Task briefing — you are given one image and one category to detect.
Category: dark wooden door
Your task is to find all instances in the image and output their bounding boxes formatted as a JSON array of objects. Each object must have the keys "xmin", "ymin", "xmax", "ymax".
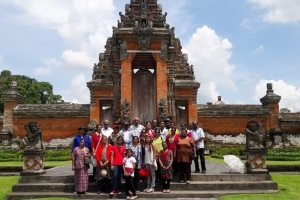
[{"xmin": 132, "ymin": 69, "xmax": 156, "ymax": 124}]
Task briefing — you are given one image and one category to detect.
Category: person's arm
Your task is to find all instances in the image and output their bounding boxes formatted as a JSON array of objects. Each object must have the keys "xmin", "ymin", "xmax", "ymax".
[
  {"xmin": 152, "ymin": 145, "xmax": 157, "ymax": 165},
  {"xmin": 123, "ymin": 159, "xmax": 127, "ymax": 176},
  {"xmin": 158, "ymin": 151, "xmax": 164, "ymax": 169},
  {"xmin": 71, "ymin": 150, "xmax": 75, "ymax": 171},
  {"xmin": 137, "ymin": 145, "xmax": 142, "ymax": 169},
  {"xmin": 167, "ymin": 151, "xmax": 173, "ymax": 170},
  {"xmin": 110, "ymin": 149, "xmax": 114, "ymax": 170}
]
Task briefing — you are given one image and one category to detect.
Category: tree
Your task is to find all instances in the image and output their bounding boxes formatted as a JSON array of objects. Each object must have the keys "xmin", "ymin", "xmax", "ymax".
[
  {"xmin": 280, "ymin": 108, "xmax": 291, "ymax": 113},
  {"xmin": 0, "ymin": 70, "xmax": 67, "ymax": 113}
]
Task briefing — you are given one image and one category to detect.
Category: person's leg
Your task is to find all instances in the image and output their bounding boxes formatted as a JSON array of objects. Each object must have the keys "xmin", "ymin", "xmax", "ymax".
[
  {"xmin": 111, "ymin": 165, "xmax": 118, "ymax": 192},
  {"xmin": 145, "ymin": 164, "xmax": 151, "ymax": 190},
  {"xmin": 186, "ymin": 163, "xmax": 191, "ymax": 182},
  {"xmin": 129, "ymin": 177, "xmax": 136, "ymax": 196},
  {"xmin": 199, "ymin": 148, "xmax": 206, "ymax": 172},
  {"xmin": 116, "ymin": 165, "xmax": 123, "ymax": 192},
  {"xmin": 133, "ymin": 168, "xmax": 139, "ymax": 191},
  {"xmin": 156, "ymin": 161, "xmax": 161, "ymax": 182},
  {"xmin": 194, "ymin": 149, "xmax": 200, "ymax": 172},
  {"xmin": 178, "ymin": 162, "xmax": 185, "ymax": 181},
  {"xmin": 124, "ymin": 176, "xmax": 130, "ymax": 196},
  {"xmin": 167, "ymin": 179, "xmax": 171, "ymax": 191},
  {"xmin": 172, "ymin": 160, "xmax": 178, "ymax": 175},
  {"xmin": 161, "ymin": 178, "xmax": 166, "ymax": 191},
  {"xmin": 150, "ymin": 165, "xmax": 156, "ymax": 190}
]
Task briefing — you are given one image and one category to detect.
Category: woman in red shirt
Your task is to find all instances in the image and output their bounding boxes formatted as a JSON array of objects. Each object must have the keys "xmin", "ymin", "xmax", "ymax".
[
  {"xmin": 110, "ymin": 136, "xmax": 126, "ymax": 195},
  {"xmin": 145, "ymin": 121, "xmax": 154, "ymax": 139},
  {"xmin": 166, "ymin": 127, "xmax": 179, "ymax": 175}
]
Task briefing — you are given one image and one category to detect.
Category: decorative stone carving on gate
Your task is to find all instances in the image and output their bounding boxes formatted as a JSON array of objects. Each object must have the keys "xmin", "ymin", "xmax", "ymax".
[
  {"xmin": 123, "ymin": 99, "xmax": 130, "ymax": 122},
  {"xmin": 245, "ymin": 120, "xmax": 268, "ymax": 174},
  {"xmin": 158, "ymin": 99, "xmax": 167, "ymax": 122},
  {"xmin": 21, "ymin": 121, "xmax": 45, "ymax": 175}
]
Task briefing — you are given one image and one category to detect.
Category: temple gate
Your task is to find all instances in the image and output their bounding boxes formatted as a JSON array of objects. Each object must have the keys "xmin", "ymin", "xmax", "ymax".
[{"xmin": 87, "ymin": 0, "xmax": 200, "ymax": 126}]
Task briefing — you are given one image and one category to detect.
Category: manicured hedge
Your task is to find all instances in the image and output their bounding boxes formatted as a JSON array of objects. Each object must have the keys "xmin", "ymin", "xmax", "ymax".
[
  {"xmin": 211, "ymin": 145, "xmax": 300, "ymax": 161},
  {"xmin": 0, "ymin": 149, "xmax": 72, "ymax": 162}
]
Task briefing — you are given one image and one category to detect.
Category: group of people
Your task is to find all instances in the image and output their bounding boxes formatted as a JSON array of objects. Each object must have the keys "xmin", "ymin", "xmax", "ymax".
[{"xmin": 71, "ymin": 117, "xmax": 206, "ymax": 199}]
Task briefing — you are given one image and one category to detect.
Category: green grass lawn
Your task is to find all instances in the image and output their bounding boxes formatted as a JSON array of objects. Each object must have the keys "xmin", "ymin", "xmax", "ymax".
[
  {"xmin": 0, "ymin": 176, "xmax": 19, "ymax": 200},
  {"xmin": 220, "ymin": 174, "xmax": 300, "ymax": 200},
  {"xmin": 0, "ymin": 160, "xmax": 71, "ymax": 167},
  {"xmin": 206, "ymin": 156, "xmax": 300, "ymax": 165}
]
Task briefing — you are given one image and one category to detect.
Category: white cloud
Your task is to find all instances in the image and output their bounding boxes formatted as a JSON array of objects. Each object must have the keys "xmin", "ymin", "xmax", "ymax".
[
  {"xmin": 183, "ymin": 26, "xmax": 236, "ymax": 104},
  {"xmin": 254, "ymin": 79, "xmax": 300, "ymax": 112},
  {"xmin": 67, "ymin": 73, "xmax": 90, "ymax": 103},
  {"xmin": 252, "ymin": 45, "xmax": 264, "ymax": 54},
  {"xmin": 241, "ymin": 18, "xmax": 252, "ymax": 29},
  {"xmin": 62, "ymin": 50, "xmax": 93, "ymax": 69},
  {"xmin": 236, "ymin": 101, "xmax": 245, "ymax": 104},
  {"xmin": 249, "ymin": 0, "xmax": 300, "ymax": 23},
  {"xmin": 34, "ymin": 67, "xmax": 51, "ymax": 75}
]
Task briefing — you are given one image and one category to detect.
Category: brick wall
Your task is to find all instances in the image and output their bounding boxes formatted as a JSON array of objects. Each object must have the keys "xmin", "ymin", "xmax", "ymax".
[{"xmin": 280, "ymin": 113, "xmax": 300, "ymax": 134}]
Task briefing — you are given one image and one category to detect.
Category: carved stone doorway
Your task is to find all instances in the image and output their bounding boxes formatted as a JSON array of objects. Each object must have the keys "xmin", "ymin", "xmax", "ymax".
[
  {"xmin": 132, "ymin": 53, "xmax": 156, "ymax": 124},
  {"xmin": 176, "ymin": 100, "xmax": 188, "ymax": 129}
]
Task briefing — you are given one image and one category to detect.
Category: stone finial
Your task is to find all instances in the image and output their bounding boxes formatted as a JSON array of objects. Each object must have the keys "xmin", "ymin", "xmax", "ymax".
[
  {"xmin": 214, "ymin": 96, "xmax": 225, "ymax": 105},
  {"xmin": 1, "ymin": 81, "xmax": 24, "ymax": 103},
  {"xmin": 260, "ymin": 83, "xmax": 281, "ymax": 105}
]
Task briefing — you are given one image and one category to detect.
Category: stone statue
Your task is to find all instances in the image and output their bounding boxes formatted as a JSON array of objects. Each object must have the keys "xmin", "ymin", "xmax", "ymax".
[
  {"xmin": 158, "ymin": 99, "xmax": 167, "ymax": 122},
  {"xmin": 245, "ymin": 121, "xmax": 264, "ymax": 149},
  {"xmin": 21, "ymin": 122, "xmax": 43, "ymax": 152},
  {"xmin": 123, "ymin": 99, "xmax": 130, "ymax": 122},
  {"xmin": 125, "ymin": 4, "xmax": 131, "ymax": 13}
]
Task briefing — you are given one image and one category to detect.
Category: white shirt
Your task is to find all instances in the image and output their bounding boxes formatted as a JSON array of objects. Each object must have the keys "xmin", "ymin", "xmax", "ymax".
[
  {"xmin": 129, "ymin": 124, "xmax": 145, "ymax": 137},
  {"xmin": 191, "ymin": 127, "xmax": 205, "ymax": 149},
  {"xmin": 119, "ymin": 129, "xmax": 133, "ymax": 149},
  {"xmin": 123, "ymin": 156, "xmax": 136, "ymax": 177},
  {"xmin": 160, "ymin": 128, "xmax": 168, "ymax": 140},
  {"xmin": 101, "ymin": 127, "xmax": 114, "ymax": 137}
]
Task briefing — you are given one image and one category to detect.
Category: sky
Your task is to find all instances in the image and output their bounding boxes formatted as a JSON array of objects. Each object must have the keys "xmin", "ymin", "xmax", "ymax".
[{"xmin": 0, "ymin": 0, "xmax": 300, "ymax": 111}]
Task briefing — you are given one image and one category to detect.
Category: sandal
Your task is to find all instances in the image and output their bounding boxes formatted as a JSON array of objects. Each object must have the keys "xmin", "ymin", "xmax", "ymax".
[
  {"xmin": 143, "ymin": 188, "xmax": 149, "ymax": 192},
  {"xmin": 147, "ymin": 188, "xmax": 154, "ymax": 193},
  {"xmin": 162, "ymin": 189, "xmax": 166, "ymax": 193},
  {"xmin": 166, "ymin": 189, "xmax": 170, "ymax": 193}
]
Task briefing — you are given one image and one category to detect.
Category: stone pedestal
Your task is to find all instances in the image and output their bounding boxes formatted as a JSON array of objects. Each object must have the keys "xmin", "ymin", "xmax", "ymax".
[
  {"xmin": 21, "ymin": 151, "xmax": 46, "ymax": 175},
  {"xmin": 245, "ymin": 148, "xmax": 268, "ymax": 174}
]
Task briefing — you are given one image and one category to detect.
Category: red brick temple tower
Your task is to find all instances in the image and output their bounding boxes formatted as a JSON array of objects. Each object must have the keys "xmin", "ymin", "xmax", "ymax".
[{"xmin": 87, "ymin": 0, "xmax": 200, "ymax": 125}]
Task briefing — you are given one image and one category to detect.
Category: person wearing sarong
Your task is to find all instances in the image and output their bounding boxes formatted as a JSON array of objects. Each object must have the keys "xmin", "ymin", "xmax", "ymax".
[
  {"xmin": 72, "ymin": 139, "xmax": 90, "ymax": 194},
  {"xmin": 95, "ymin": 136, "xmax": 112, "ymax": 194},
  {"xmin": 159, "ymin": 141, "xmax": 173, "ymax": 193},
  {"xmin": 175, "ymin": 129, "xmax": 196, "ymax": 184}
]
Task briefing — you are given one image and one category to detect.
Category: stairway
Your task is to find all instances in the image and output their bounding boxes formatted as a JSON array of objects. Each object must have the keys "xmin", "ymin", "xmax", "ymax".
[{"xmin": 6, "ymin": 162, "xmax": 278, "ymax": 199}]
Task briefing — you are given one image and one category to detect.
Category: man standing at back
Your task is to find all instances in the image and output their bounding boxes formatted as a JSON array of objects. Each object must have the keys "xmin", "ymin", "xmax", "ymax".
[
  {"xmin": 191, "ymin": 121, "xmax": 206, "ymax": 174},
  {"xmin": 102, "ymin": 119, "xmax": 114, "ymax": 138},
  {"xmin": 130, "ymin": 117, "xmax": 144, "ymax": 137}
]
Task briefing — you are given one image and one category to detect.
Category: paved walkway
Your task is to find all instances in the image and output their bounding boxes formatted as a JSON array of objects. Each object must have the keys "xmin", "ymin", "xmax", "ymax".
[{"xmin": 45, "ymin": 160, "xmax": 232, "ymax": 177}]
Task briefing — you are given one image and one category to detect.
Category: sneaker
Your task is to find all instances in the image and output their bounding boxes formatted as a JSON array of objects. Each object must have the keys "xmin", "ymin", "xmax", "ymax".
[
  {"xmin": 194, "ymin": 170, "xmax": 200, "ymax": 173},
  {"xmin": 202, "ymin": 170, "xmax": 206, "ymax": 174},
  {"xmin": 97, "ymin": 191, "xmax": 102, "ymax": 194},
  {"xmin": 130, "ymin": 196, "xmax": 138, "ymax": 199},
  {"xmin": 110, "ymin": 190, "xmax": 115, "ymax": 195},
  {"xmin": 186, "ymin": 180, "xmax": 190, "ymax": 184},
  {"xmin": 126, "ymin": 196, "xmax": 131, "ymax": 199},
  {"xmin": 116, "ymin": 190, "xmax": 121, "ymax": 195}
]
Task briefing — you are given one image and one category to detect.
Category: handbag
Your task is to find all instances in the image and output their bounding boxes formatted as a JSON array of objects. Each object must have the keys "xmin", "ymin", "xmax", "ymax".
[
  {"xmin": 189, "ymin": 138, "xmax": 195, "ymax": 160},
  {"xmin": 90, "ymin": 156, "xmax": 97, "ymax": 167},
  {"xmin": 84, "ymin": 156, "xmax": 91, "ymax": 165},
  {"xmin": 83, "ymin": 148, "xmax": 91, "ymax": 165},
  {"xmin": 189, "ymin": 148, "xmax": 195, "ymax": 160}
]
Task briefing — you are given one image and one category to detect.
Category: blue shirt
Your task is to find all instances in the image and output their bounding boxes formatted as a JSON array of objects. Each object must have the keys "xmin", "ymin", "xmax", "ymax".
[{"xmin": 71, "ymin": 135, "xmax": 91, "ymax": 152}]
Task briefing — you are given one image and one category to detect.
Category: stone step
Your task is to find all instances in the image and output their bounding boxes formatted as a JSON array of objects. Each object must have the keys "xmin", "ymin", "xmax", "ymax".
[
  {"xmin": 18, "ymin": 173, "xmax": 272, "ymax": 183},
  {"xmin": 6, "ymin": 190, "xmax": 279, "ymax": 200},
  {"xmin": 12, "ymin": 181, "xmax": 278, "ymax": 193}
]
